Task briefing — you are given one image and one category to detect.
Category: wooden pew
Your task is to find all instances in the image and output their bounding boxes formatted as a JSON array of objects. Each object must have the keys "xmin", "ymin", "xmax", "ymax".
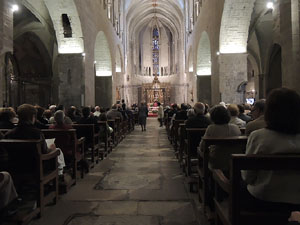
[
  {"xmin": 198, "ymin": 136, "xmax": 248, "ymax": 217},
  {"xmin": 42, "ymin": 129, "xmax": 85, "ymax": 193},
  {"xmin": 107, "ymin": 119, "xmax": 117, "ymax": 146},
  {"xmin": 165, "ymin": 116, "xmax": 172, "ymax": 143},
  {"xmin": 184, "ymin": 128, "xmax": 207, "ymax": 176},
  {"xmin": 72, "ymin": 124, "xmax": 99, "ymax": 165},
  {"xmin": 115, "ymin": 117, "xmax": 122, "ymax": 143},
  {"xmin": 0, "ymin": 139, "xmax": 59, "ymax": 223},
  {"xmin": 213, "ymin": 154, "xmax": 300, "ymax": 225},
  {"xmin": 178, "ymin": 124, "xmax": 186, "ymax": 167},
  {"xmin": 98, "ymin": 121, "xmax": 113, "ymax": 157},
  {"xmin": 171, "ymin": 120, "xmax": 186, "ymax": 153}
]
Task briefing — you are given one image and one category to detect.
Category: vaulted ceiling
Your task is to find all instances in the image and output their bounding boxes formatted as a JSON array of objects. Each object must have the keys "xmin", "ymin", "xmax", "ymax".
[{"xmin": 125, "ymin": 0, "xmax": 184, "ymax": 39}]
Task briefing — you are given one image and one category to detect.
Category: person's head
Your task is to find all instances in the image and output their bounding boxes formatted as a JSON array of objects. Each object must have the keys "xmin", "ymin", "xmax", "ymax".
[
  {"xmin": 95, "ymin": 106, "xmax": 100, "ymax": 112},
  {"xmin": 210, "ymin": 105, "xmax": 231, "ymax": 125},
  {"xmin": 122, "ymin": 99, "xmax": 125, "ymax": 103},
  {"xmin": 82, "ymin": 107, "xmax": 91, "ymax": 118},
  {"xmin": 219, "ymin": 102, "xmax": 226, "ymax": 108},
  {"xmin": 251, "ymin": 99, "xmax": 265, "ymax": 120},
  {"xmin": 56, "ymin": 105, "xmax": 64, "ymax": 112},
  {"xmin": 35, "ymin": 106, "xmax": 45, "ymax": 119},
  {"xmin": 157, "ymin": 102, "xmax": 161, "ymax": 106},
  {"xmin": 227, "ymin": 104, "xmax": 239, "ymax": 117},
  {"xmin": 43, "ymin": 109, "xmax": 52, "ymax": 120},
  {"xmin": 265, "ymin": 88, "xmax": 300, "ymax": 134},
  {"xmin": 66, "ymin": 107, "xmax": 76, "ymax": 117},
  {"xmin": 49, "ymin": 105, "xmax": 56, "ymax": 115},
  {"xmin": 171, "ymin": 103, "xmax": 177, "ymax": 110},
  {"xmin": 17, "ymin": 104, "xmax": 37, "ymax": 124},
  {"xmin": 181, "ymin": 103, "xmax": 188, "ymax": 111},
  {"xmin": 111, "ymin": 104, "xmax": 117, "ymax": 110},
  {"xmin": 237, "ymin": 104, "xmax": 245, "ymax": 114},
  {"xmin": 54, "ymin": 110, "xmax": 65, "ymax": 125},
  {"xmin": 0, "ymin": 108, "xmax": 16, "ymax": 122},
  {"xmin": 193, "ymin": 102, "xmax": 205, "ymax": 115}
]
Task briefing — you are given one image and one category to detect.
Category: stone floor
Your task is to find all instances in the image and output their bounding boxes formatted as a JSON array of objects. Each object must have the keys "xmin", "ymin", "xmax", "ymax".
[{"xmin": 29, "ymin": 118, "xmax": 208, "ymax": 225}]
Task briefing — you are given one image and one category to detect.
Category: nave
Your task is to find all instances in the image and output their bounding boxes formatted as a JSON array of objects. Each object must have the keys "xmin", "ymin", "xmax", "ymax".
[{"xmin": 29, "ymin": 118, "xmax": 203, "ymax": 225}]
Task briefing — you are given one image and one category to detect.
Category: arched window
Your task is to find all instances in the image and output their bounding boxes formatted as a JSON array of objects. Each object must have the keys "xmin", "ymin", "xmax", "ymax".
[{"xmin": 152, "ymin": 27, "xmax": 159, "ymax": 76}]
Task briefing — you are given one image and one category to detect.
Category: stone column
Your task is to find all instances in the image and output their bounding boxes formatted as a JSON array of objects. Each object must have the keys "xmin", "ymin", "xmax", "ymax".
[
  {"xmin": 218, "ymin": 53, "xmax": 248, "ymax": 104},
  {"xmin": 279, "ymin": 0, "xmax": 300, "ymax": 94},
  {"xmin": 0, "ymin": 1, "xmax": 13, "ymax": 106},
  {"xmin": 55, "ymin": 54, "xmax": 85, "ymax": 107}
]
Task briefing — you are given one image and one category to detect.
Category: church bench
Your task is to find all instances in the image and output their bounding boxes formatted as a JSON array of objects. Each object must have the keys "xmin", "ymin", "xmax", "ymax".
[
  {"xmin": 184, "ymin": 128, "xmax": 207, "ymax": 177},
  {"xmin": 41, "ymin": 129, "xmax": 85, "ymax": 193},
  {"xmin": 213, "ymin": 154, "xmax": 300, "ymax": 225},
  {"xmin": 98, "ymin": 121, "xmax": 113, "ymax": 157},
  {"xmin": 171, "ymin": 120, "xmax": 186, "ymax": 153},
  {"xmin": 115, "ymin": 117, "xmax": 122, "ymax": 143},
  {"xmin": 108, "ymin": 119, "xmax": 117, "ymax": 146},
  {"xmin": 72, "ymin": 124, "xmax": 99, "ymax": 165},
  {"xmin": 178, "ymin": 123, "xmax": 186, "ymax": 167},
  {"xmin": 0, "ymin": 129, "xmax": 10, "ymax": 134},
  {"xmin": 198, "ymin": 136, "xmax": 247, "ymax": 217},
  {"xmin": 165, "ymin": 116, "xmax": 172, "ymax": 143},
  {"xmin": 0, "ymin": 139, "xmax": 59, "ymax": 224}
]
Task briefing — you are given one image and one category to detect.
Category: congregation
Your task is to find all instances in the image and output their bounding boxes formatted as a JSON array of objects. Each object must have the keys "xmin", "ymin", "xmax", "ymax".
[{"xmin": 1, "ymin": 87, "xmax": 300, "ymax": 225}]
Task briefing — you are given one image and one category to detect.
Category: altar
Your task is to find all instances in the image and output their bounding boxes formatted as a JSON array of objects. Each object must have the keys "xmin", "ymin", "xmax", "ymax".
[{"xmin": 141, "ymin": 76, "xmax": 171, "ymax": 116}]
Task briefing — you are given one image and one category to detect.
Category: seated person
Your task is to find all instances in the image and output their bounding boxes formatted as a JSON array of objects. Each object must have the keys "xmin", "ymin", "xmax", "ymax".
[
  {"xmin": 34, "ymin": 106, "xmax": 48, "ymax": 129},
  {"xmin": 0, "ymin": 172, "xmax": 18, "ymax": 211},
  {"xmin": 245, "ymin": 99, "xmax": 266, "ymax": 136},
  {"xmin": 49, "ymin": 110, "xmax": 72, "ymax": 130},
  {"xmin": 78, "ymin": 107, "xmax": 99, "ymax": 133},
  {"xmin": 35, "ymin": 106, "xmax": 48, "ymax": 125},
  {"xmin": 238, "ymin": 104, "xmax": 251, "ymax": 123},
  {"xmin": 93, "ymin": 106, "xmax": 101, "ymax": 118},
  {"xmin": 242, "ymin": 88, "xmax": 300, "ymax": 209},
  {"xmin": 49, "ymin": 105, "xmax": 72, "ymax": 125},
  {"xmin": 0, "ymin": 108, "xmax": 16, "ymax": 129},
  {"xmin": 5, "ymin": 104, "xmax": 65, "ymax": 175},
  {"xmin": 228, "ymin": 104, "xmax": 246, "ymax": 128},
  {"xmin": 185, "ymin": 102, "xmax": 211, "ymax": 128},
  {"xmin": 99, "ymin": 113, "xmax": 113, "ymax": 138},
  {"xmin": 43, "ymin": 109, "xmax": 52, "ymax": 122},
  {"xmin": 107, "ymin": 104, "xmax": 123, "ymax": 121},
  {"xmin": 66, "ymin": 106, "xmax": 80, "ymax": 123},
  {"xmin": 175, "ymin": 103, "xmax": 188, "ymax": 120},
  {"xmin": 200, "ymin": 105, "xmax": 241, "ymax": 171}
]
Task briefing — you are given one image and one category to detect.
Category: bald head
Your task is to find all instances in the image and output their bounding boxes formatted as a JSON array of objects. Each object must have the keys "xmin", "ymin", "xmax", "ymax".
[{"xmin": 194, "ymin": 102, "xmax": 205, "ymax": 115}]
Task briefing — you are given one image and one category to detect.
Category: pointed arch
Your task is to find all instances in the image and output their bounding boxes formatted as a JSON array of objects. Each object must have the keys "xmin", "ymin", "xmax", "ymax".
[
  {"xmin": 44, "ymin": 0, "xmax": 84, "ymax": 53},
  {"xmin": 197, "ymin": 31, "xmax": 211, "ymax": 76},
  {"xmin": 219, "ymin": 0, "xmax": 255, "ymax": 53},
  {"xmin": 94, "ymin": 31, "xmax": 112, "ymax": 76}
]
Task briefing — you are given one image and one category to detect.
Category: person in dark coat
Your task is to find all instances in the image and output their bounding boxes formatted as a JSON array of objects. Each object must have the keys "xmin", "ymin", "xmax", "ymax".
[
  {"xmin": 138, "ymin": 102, "xmax": 148, "ymax": 131},
  {"xmin": 0, "ymin": 108, "xmax": 15, "ymax": 129}
]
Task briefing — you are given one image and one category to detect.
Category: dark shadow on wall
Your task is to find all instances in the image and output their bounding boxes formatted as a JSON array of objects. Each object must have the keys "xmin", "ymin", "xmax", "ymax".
[
  {"xmin": 12, "ymin": 32, "xmax": 52, "ymax": 108},
  {"xmin": 197, "ymin": 76, "xmax": 211, "ymax": 105},
  {"xmin": 95, "ymin": 77, "xmax": 112, "ymax": 109}
]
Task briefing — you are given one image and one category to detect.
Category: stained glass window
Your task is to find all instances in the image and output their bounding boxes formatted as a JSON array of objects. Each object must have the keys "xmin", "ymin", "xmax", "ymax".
[{"xmin": 152, "ymin": 27, "xmax": 159, "ymax": 75}]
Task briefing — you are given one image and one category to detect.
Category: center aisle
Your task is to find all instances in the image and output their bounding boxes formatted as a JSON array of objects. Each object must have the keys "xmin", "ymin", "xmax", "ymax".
[{"xmin": 31, "ymin": 118, "xmax": 201, "ymax": 225}]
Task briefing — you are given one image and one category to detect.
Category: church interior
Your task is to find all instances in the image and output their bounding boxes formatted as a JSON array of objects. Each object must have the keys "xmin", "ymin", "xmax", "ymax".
[{"xmin": 1, "ymin": 0, "xmax": 300, "ymax": 225}]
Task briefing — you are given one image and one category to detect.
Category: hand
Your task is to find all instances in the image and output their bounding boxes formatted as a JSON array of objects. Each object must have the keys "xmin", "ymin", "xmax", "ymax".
[
  {"xmin": 49, "ymin": 143, "xmax": 56, "ymax": 151},
  {"xmin": 289, "ymin": 211, "xmax": 300, "ymax": 222}
]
